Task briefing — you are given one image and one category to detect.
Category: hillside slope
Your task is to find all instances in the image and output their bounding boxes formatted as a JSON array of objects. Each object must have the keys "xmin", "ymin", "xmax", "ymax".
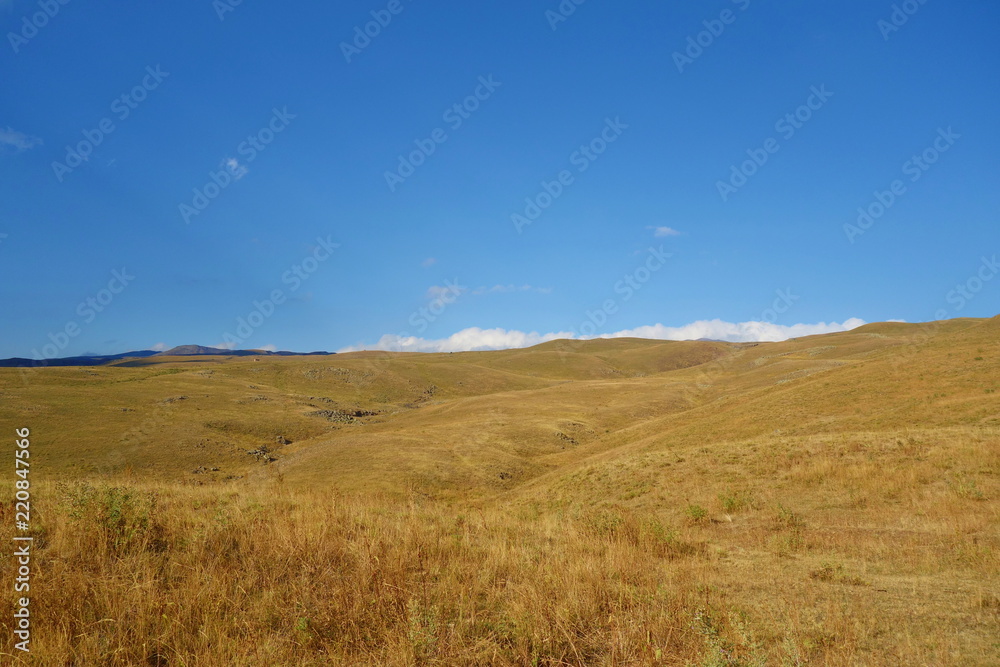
[{"xmin": 1, "ymin": 317, "xmax": 997, "ymax": 665}]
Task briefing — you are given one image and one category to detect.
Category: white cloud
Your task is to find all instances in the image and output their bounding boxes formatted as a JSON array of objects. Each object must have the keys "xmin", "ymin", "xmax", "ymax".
[
  {"xmin": 421, "ymin": 282, "xmax": 551, "ymax": 300},
  {"xmin": 338, "ymin": 318, "xmax": 867, "ymax": 353},
  {"xmin": 150, "ymin": 342, "xmax": 168, "ymax": 352},
  {"xmin": 339, "ymin": 327, "xmax": 575, "ymax": 353},
  {"xmin": 602, "ymin": 318, "xmax": 868, "ymax": 342},
  {"xmin": 223, "ymin": 157, "xmax": 248, "ymax": 180},
  {"xmin": 471, "ymin": 284, "xmax": 552, "ymax": 295},
  {"xmin": 426, "ymin": 281, "xmax": 467, "ymax": 300},
  {"xmin": 214, "ymin": 341, "xmax": 238, "ymax": 350},
  {"xmin": 648, "ymin": 226, "xmax": 681, "ymax": 237},
  {"xmin": 0, "ymin": 126, "xmax": 42, "ymax": 152},
  {"xmin": 259, "ymin": 344, "xmax": 278, "ymax": 352},
  {"xmin": 421, "ymin": 257, "xmax": 437, "ymax": 268}
]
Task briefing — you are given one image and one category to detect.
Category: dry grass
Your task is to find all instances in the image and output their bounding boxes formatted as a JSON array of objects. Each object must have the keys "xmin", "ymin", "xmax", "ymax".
[
  {"xmin": 1, "ymin": 317, "xmax": 999, "ymax": 664},
  {"xmin": 1, "ymin": 481, "xmax": 716, "ymax": 665},
  {"xmin": 4, "ymin": 475, "xmax": 993, "ymax": 666}
]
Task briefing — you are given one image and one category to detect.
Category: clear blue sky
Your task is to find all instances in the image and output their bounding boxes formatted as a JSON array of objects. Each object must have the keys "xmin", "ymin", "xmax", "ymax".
[{"xmin": 2, "ymin": 0, "xmax": 998, "ymax": 357}]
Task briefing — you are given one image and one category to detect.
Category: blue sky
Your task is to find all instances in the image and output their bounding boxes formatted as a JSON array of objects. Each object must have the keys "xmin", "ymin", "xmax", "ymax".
[{"xmin": 1, "ymin": 0, "xmax": 998, "ymax": 358}]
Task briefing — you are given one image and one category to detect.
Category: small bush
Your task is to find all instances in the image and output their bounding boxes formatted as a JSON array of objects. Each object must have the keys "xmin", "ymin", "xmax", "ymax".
[
  {"xmin": 950, "ymin": 476, "xmax": 986, "ymax": 500},
  {"xmin": 772, "ymin": 504, "xmax": 806, "ymax": 554},
  {"xmin": 59, "ymin": 482, "xmax": 160, "ymax": 555},
  {"xmin": 948, "ymin": 475, "xmax": 986, "ymax": 500},
  {"xmin": 686, "ymin": 504, "xmax": 709, "ymax": 524},
  {"xmin": 718, "ymin": 489, "xmax": 757, "ymax": 514},
  {"xmin": 775, "ymin": 504, "xmax": 805, "ymax": 529},
  {"xmin": 809, "ymin": 561, "xmax": 869, "ymax": 587}
]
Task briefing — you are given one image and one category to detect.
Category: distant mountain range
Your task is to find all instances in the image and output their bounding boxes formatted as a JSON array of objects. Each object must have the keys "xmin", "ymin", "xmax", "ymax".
[{"xmin": 0, "ymin": 345, "xmax": 334, "ymax": 368}]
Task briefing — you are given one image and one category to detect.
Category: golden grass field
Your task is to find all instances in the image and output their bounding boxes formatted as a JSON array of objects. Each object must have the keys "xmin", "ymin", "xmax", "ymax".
[{"xmin": 1, "ymin": 316, "xmax": 998, "ymax": 665}]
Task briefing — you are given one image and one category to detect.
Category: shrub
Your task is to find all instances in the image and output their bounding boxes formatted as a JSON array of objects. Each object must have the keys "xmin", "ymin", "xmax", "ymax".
[
  {"xmin": 59, "ymin": 482, "xmax": 160, "ymax": 555},
  {"xmin": 686, "ymin": 504, "xmax": 709, "ymax": 524}
]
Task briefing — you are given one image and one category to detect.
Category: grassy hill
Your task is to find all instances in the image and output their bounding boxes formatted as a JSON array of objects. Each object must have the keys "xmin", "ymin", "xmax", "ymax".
[{"xmin": 1, "ymin": 317, "xmax": 997, "ymax": 665}]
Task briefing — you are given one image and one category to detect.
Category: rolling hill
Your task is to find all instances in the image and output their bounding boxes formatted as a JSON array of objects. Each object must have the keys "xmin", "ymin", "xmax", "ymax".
[{"xmin": 0, "ymin": 317, "xmax": 997, "ymax": 665}]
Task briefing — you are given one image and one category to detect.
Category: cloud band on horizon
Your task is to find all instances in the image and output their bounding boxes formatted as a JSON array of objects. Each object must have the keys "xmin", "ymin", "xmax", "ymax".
[{"xmin": 337, "ymin": 317, "xmax": 868, "ymax": 353}]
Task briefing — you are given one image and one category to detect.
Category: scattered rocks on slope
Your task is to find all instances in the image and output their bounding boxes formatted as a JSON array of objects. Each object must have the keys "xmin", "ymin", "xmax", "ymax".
[
  {"xmin": 308, "ymin": 409, "xmax": 356, "ymax": 424},
  {"xmin": 556, "ymin": 431, "xmax": 579, "ymax": 447},
  {"xmin": 308, "ymin": 408, "xmax": 379, "ymax": 423},
  {"xmin": 160, "ymin": 395, "xmax": 188, "ymax": 404},
  {"xmin": 325, "ymin": 368, "xmax": 375, "ymax": 382},
  {"xmin": 246, "ymin": 445, "xmax": 277, "ymax": 462}
]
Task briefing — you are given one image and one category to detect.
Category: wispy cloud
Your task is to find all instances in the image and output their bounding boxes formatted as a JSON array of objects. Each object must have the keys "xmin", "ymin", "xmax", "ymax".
[
  {"xmin": 0, "ymin": 126, "xmax": 42, "ymax": 152},
  {"xmin": 426, "ymin": 281, "xmax": 467, "ymax": 300},
  {"xmin": 150, "ymin": 342, "xmax": 168, "ymax": 352},
  {"xmin": 471, "ymin": 284, "xmax": 552, "ymax": 295},
  {"xmin": 421, "ymin": 283, "xmax": 551, "ymax": 301},
  {"xmin": 223, "ymin": 156, "xmax": 248, "ymax": 180},
  {"xmin": 421, "ymin": 257, "xmax": 437, "ymax": 268},
  {"xmin": 338, "ymin": 318, "xmax": 867, "ymax": 353},
  {"xmin": 258, "ymin": 344, "xmax": 278, "ymax": 352},
  {"xmin": 648, "ymin": 226, "xmax": 681, "ymax": 237}
]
